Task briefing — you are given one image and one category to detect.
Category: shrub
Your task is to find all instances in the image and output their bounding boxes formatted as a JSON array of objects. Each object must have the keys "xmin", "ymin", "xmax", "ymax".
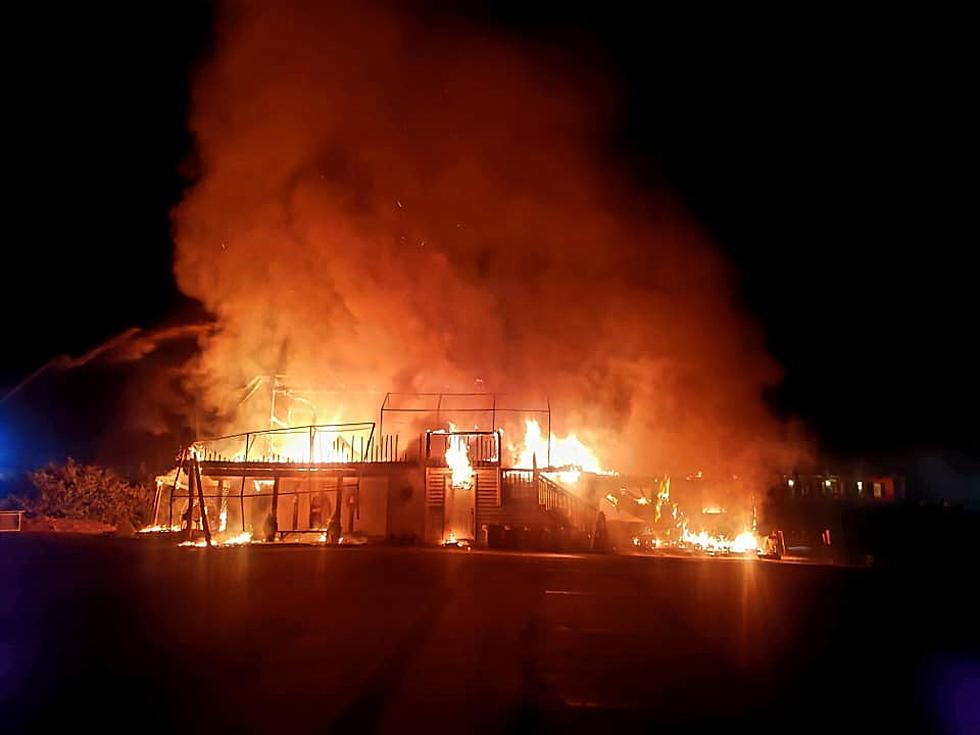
[{"xmin": 27, "ymin": 458, "xmax": 152, "ymax": 527}]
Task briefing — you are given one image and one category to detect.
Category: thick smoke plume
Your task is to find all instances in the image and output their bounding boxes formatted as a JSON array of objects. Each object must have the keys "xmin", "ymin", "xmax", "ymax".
[{"xmin": 173, "ymin": 1, "xmax": 800, "ymax": 480}]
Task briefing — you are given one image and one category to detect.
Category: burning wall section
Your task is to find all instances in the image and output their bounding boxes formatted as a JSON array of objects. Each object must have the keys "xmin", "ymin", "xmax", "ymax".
[
  {"xmin": 148, "ymin": 393, "xmax": 766, "ymax": 554},
  {"xmin": 150, "ymin": 417, "xmax": 605, "ymax": 550}
]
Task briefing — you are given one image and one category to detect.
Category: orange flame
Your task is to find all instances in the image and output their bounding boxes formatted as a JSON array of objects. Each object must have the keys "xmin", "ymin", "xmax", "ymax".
[
  {"xmin": 513, "ymin": 419, "xmax": 607, "ymax": 483},
  {"xmin": 441, "ymin": 423, "xmax": 474, "ymax": 489}
]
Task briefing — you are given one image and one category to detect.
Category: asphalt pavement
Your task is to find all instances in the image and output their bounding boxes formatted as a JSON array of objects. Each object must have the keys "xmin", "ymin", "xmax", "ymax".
[{"xmin": 2, "ymin": 535, "xmax": 977, "ymax": 733}]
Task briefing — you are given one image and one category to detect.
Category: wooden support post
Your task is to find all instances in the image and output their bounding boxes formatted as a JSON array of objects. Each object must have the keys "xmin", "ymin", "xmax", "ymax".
[
  {"xmin": 185, "ymin": 462, "xmax": 197, "ymax": 542},
  {"xmin": 171, "ymin": 448, "xmax": 186, "ymax": 531},
  {"xmin": 305, "ymin": 429, "xmax": 315, "ymax": 534},
  {"xmin": 150, "ymin": 480, "xmax": 162, "ymax": 528},
  {"xmin": 239, "ymin": 433, "xmax": 250, "ymax": 533},
  {"xmin": 345, "ymin": 487, "xmax": 355, "ymax": 535},
  {"xmin": 194, "ymin": 460, "xmax": 212, "ymax": 547},
  {"xmin": 325, "ymin": 475, "xmax": 343, "ymax": 544},
  {"xmin": 268, "ymin": 477, "xmax": 280, "ymax": 542},
  {"xmin": 533, "ymin": 452, "xmax": 540, "ymax": 506},
  {"xmin": 546, "ymin": 397, "xmax": 552, "ymax": 468},
  {"xmin": 216, "ymin": 479, "xmax": 227, "ymax": 532},
  {"xmin": 335, "ymin": 475, "xmax": 344, "ymax": 530}
]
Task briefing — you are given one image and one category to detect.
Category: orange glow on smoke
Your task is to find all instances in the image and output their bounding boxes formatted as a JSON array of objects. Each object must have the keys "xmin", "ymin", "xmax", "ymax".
[{"xmin": 168, "ymin": 1, "xmax": 803, "ymax": 493}]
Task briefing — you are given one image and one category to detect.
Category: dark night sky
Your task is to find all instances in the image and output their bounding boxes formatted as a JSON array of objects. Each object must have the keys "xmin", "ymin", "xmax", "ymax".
[{"xmin": 2, "ymin": 3, "xmax": 976, "ymax": 474}]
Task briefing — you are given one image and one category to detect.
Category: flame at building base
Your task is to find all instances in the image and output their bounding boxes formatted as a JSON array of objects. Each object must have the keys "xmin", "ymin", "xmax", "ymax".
[
  {"xmin": 178, "ymin": 531, "xmax": 254, "ymax": 548},
  {"xmin": 620, "ymin": 474, "xmax": 762, "ymax": 557},
  {"xmin": 679, "ymin": 529, "xmax": 760, "ymax": 554},
  {"xmin": 138, "ymin": 524, "xmax": 181, "ymax": 533},
  {"xmin": 151, "ymin": 399, "xmax": 766, "ymax": 557}
]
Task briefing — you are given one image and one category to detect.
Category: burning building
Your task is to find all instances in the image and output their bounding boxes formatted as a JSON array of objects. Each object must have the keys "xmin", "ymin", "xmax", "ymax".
[
  {"xmin": 141, "ymin": 0, "xmax": 804, "ymax": 552},
  {"xmin": 146, "ymin": 387, "xmax": 772, "ymax": 556},
  {"xmin": 149, "ymin": 393, "xmax": 603, "ymax": 550},
  {"xmin": 164, "ymin": 1, "xmax": 800, "ymax": 487}
]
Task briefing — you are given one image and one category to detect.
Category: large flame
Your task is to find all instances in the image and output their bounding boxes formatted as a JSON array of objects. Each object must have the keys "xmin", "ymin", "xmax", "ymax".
[
  {"xmin": 513, "ymin": 419, "xmax": 606, "ymax": 483},
  {"xmin": 627, "ymin": 475, "xmax": 761, "ymax": 556},
  {"xmin": 268, "ymin": 431, "xmax": 356, "ymax": 463},
  {"xmin": 442, "ymin": 423, "xmax": 474, "ymax": 489},
  {"xmin": 155, "ymin": 2, "xmax": 805, "ymax": 553},
  {"xmin": 190, "ymin": 419, "xmax": 364, "ymax": 465}
]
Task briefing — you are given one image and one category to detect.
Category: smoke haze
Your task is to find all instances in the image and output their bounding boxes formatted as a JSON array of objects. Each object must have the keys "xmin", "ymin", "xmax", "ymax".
[{"xmin": 172, "ymin": 1, "xmax": 801, "ymax": 480}]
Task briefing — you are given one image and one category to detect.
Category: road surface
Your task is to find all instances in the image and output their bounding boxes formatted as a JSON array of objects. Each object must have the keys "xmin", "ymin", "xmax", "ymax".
[{"xmin": 2, "ymin": 535, "xmax": 977, "ymax": 732}]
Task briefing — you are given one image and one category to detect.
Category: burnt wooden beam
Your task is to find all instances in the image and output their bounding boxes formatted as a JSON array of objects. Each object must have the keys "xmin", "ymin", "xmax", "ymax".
[
  {"xmin": 194, "ymin": 460, "xmax": 213, "ymax": 548},
  {"xmin": 267, "ymin": 477, "xmax": 280, "ymax": 542}
]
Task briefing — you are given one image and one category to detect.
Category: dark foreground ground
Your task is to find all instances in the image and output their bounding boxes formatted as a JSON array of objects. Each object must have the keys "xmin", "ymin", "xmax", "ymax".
[{"xmin": 2, "ymin": 535, "xmax": 978, "ymax": 733}]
